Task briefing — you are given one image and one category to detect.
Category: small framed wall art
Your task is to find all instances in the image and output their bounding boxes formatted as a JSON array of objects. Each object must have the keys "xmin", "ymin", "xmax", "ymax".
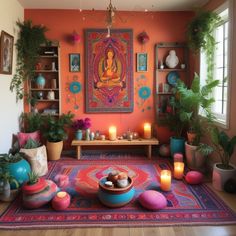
[
  {"xmin": 136, "ymin": 53, "xmax": 148, "ymax": 72},
  {"xmin": 0, "ymin": 31, "xmax": 14, "ymax": 74},
  {"xmin": 69, "ymin": 53, "xmax": 80, "ymax": 72}
]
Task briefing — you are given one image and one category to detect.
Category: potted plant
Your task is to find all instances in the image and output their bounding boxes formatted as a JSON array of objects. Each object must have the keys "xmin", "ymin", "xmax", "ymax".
[
  {"xmin": 22, "ymin": 171, "xmax": 47, "ymax": 195},
  {"xmin": 162, "ymin": 84, "xmax": 192, "ymax": 157},
  {"xmin": 0, "ymin": 152, "xmax": 31, "ymax": 188},
  {"xmin": 0, "ymin": 164, "xmax": 19, "ymax": 202},
  {"xmin": 18, "ymin": 112, "xmax": 43, "ymax": 147},
  {"xmin": 10, "ymin": 20, "xmax": 47, "ymax": 102},
  {"xmin": 42, "ymin": 112, "xmax": 74, "ymax": 160},
  {"xmin": 72, "ymin": 118, "xmax": 91, "ymax": 140},
  {"xmin": 20, "ymin": 138, "xmax": 48, "ymax": 176},
  {"xmin": 210, "ymin": 127, "xmax": 236, "ymax": 191},
  {"xmin": 176, "ymin": 73, "xmax": 218, "ymax": 170}
]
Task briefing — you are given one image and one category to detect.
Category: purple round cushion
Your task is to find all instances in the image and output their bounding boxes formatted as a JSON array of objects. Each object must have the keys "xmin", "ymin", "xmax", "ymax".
[{"xmin": 139, "ymin": 190, "xmax": 167, "ymax": 210}]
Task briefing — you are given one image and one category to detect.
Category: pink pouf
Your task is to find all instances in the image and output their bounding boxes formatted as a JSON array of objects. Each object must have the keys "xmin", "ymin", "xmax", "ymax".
[
  {"xmin": 139, "ymin": 190, "xmax": 167, "ymax": 210},
  {"xmin": 185, "ymin": 171, "xmax": 203, "ymax": 185},
  {"xmin": 52, "ymin": 191, "xmax": 71, "ymax": 211}
]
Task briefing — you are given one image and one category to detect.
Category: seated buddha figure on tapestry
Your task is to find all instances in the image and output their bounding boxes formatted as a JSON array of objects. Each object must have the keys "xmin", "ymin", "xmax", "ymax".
[{"xmin": 96, "ymin": 48, "xmax": 123, "ymax": 89}]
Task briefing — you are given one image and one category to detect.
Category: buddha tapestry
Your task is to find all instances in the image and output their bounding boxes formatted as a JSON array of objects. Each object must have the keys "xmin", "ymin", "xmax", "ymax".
[{"xmin": 85, "ymin": 29, "xmax": 133, "ymax": 113}]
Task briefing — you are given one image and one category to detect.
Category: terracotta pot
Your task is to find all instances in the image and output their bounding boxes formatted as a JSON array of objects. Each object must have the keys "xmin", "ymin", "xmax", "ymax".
[
  {"xmin": 46, "ymin": 140, "xmax": 63, "ymax": 161},
  {"xmin": 185, "ymin": 142, "xmax": 206, "ymax": 171},
  {"xmin": 212, "ymin": 163, "xmax": 236, "ymax": 191}
]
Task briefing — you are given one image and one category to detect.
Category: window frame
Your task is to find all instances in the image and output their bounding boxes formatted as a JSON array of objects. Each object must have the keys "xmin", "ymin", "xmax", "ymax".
[{"xmin": 199, "ymin": 0, "xmax": 233, "ymax": 129}]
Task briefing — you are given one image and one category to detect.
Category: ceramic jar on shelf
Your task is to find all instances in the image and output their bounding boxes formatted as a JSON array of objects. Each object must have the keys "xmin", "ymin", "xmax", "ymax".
[{"xmin": 36, "ymin": 74, "xmax": 46, "ymax": 89}]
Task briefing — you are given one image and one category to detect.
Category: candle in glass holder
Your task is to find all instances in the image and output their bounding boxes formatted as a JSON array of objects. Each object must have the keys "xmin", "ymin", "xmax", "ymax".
[
  {"xmin": 143, "ymin": 123, "xmax": 151, "ymax": 139},
  {"xmin": 109, "ymin": 126, "xmax": 117, "ymax": 141},
  {"xmin": 160, "ymin": 170, "xmax": 171, "ymax": 191},
  {"xmin": 174, "ymin": 162, "xmax": 185, "ymax": 179}
]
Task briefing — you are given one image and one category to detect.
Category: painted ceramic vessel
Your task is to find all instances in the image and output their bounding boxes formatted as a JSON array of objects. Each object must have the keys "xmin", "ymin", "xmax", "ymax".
[
  {"xmin": 75, "ymin": 130, "xmax": 83, "ymax": 140},
  {"xmin": 98, "ymin": 176, "xmax": 135, "ymax": 208},
  {"xmin": 165, "ymin": 50, "xmax": 179, "ymax": 68},
  {"xmin": 36, "ymin": 74, "xmax": 46, "ymax": 89},
  {"xmin": 8, "ymin": 159, "xmax": 31, "ymax": 189}
]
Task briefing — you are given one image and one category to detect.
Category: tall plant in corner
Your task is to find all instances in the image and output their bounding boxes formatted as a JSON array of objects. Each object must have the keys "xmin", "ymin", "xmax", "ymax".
[
  {"xmin": 187, "ymin": 10, "xmax": 221, "ymax": 82},
  {"xmin": 10, "ymin": 20, "xmax": 47, "ymax": 101}
]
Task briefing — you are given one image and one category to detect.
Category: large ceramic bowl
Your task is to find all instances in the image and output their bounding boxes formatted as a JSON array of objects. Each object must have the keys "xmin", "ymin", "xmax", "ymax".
[{"xmin": 98, "ymin": 176, "xmax": 135, "ymax": 208}]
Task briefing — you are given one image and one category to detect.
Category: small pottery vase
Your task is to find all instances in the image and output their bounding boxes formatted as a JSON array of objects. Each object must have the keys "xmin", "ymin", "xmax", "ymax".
[
  {"xmin": 90, "ymin": 132, "xmax": 95, "ymax": 141},
  {"xmin": 85, "ymin": 129, "xmax": 90, "ymax": 141},
  {"xmin": 36, "ymin": 74, "xmax": 46, "ymax": 89},
  {"xmin": 75, "ymin": 130, "xmax": 83, "ymax": 140}
]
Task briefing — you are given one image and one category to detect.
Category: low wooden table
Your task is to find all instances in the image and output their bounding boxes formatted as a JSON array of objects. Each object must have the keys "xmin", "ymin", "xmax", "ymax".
[{"xmin": 71, "ymin": 138, "xmax": 159, "ymax": 160}]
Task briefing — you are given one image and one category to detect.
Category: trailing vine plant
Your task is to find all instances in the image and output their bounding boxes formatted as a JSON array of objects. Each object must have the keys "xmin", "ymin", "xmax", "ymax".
[
  {"xmin": 10, "ymin": 20, "xmax": 47, "ymax": 101},
  {"xmin": 186, "ymin": 11, "xmax": 221, "ymax": 82}
]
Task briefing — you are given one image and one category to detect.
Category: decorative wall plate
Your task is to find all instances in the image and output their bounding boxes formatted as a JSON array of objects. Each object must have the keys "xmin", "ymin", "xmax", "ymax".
[{"xmin": 167, "ymin": 71, "xmax": 180, "ymax": 87}]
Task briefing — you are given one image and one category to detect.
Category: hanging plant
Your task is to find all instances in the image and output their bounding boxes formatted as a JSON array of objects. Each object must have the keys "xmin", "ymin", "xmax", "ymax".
[
  {"xmin": 186, "ymin": 11, "xmax": 221, "ymax": 82},
  {"xmin": 10, "ymin": 20, "xmax": 47, "ymax": 101}
]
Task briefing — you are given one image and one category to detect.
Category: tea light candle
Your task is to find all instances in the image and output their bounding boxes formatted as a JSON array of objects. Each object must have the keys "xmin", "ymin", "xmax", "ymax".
[
  {"xmin": 174, "ymin": 162, "xmax": 185, "ymax": 179},
  {"xmin": 143, "ymin": 123, "xmax": 151, "ymax": 139},
  {"xmin": 57, "ymin": 191, "xmax": 67, "ymax": 198},
  {"xmin": 109, "ymin": 126, "xmax": 117, "ymax": 141},
  {"xmin": 174, "ymin": 153, "xmax": 183, "ymax": 162},
  {"xmin": 160, "ymin": 170, "xmax": 171, "ymax": 191}
]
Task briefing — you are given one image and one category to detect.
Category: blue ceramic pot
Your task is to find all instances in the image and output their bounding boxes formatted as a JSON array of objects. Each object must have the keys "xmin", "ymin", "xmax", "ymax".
[
  {"xmin": 98, "ymin": 177, "xmax": 135, "ymax": 208},
  {"xmin": 8, "ymin": 159, "xmax": 31, "ymax": 189},
  {"xmin": 36, "ymin": 74, "xmax": 46, "ymax": 88},
  {"xmin": 75, "ymin": 130, "xmax": 83, "ymax": 140},
  {"xmin": 170, "ymin": 136, "xmax": 185, "ymax": 157}
]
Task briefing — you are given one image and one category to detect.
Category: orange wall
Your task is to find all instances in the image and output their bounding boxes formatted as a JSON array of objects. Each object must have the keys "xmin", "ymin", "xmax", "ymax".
[{"xmin": 25, "ymin": 9, "xmax": 194, "ymax": 146}]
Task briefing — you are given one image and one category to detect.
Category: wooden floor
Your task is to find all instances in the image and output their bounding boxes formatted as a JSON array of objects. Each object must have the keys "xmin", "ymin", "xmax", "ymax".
[{"xmin": 0, "ymin": 184, "xmax": 236, "ymax": 236}]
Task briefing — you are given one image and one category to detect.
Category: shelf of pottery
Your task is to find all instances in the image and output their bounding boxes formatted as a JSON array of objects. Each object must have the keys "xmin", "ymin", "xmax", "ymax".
[
  {"xmin": 29, "ymin": 42, "xmax": 61, "ymax": 116},
  {"xmin": 154, "ymin": 42, "xmax": 189, "ymax": 120}
]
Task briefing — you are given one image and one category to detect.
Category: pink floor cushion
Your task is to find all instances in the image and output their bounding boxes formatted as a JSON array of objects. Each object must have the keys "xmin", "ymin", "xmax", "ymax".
[
  {"xmin": 139, "ymin": 190, "xmax": 167, "ymax": 210},
  {"xmin": 185, "ymin": 171, "xmax": 203, "ymax": 185},
  {"xmin": 18, "ymin": 131, "xmax": 40, "ymax": 148},
  {"xmin": 22, "ymin": 180, "xmax": 59, "ymax": 209}
]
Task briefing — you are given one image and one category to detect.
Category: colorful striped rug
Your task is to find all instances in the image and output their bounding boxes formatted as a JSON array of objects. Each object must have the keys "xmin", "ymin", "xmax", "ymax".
[{"xmin": 0, "ymin": 156, "xmax": 236, "ymax": 229}]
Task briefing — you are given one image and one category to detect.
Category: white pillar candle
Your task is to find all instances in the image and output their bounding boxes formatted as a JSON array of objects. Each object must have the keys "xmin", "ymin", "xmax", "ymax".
[
  {"xmin": 174, "ymin": 162, "xmax": 185, "ymax": 179},
  {"xmin": 143, "ymin": 123, "xmax": 151, "ymax": 139},
  {"xmin": 160, "ymin": 170, "xmax": 171, "ymax": 191},
  {"xmin": 109, "ymin": 126, "xmax": 117, "ymax": 141}
]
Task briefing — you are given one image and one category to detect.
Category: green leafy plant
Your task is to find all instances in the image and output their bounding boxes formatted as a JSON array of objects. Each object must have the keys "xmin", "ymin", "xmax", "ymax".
[
  {"xmin": 161, "ymin": 73, "xmax": 218, "ymax": 146},
  {"xmin": 0, "ymin": 153, "xmax": 24, "ymax": 163},
  {"xmin": 10, "ymin": 20, "xmax": 47, "ymax": 101},
  {"xmin": 27, "ymin": 171, "xmax": 39, "ymax": 185},
  {"xmin": 42, "ymin": 112, "xmax": 74, "ymax": 142},
  {"xmin": 186, "ymin": 10, "xmax": 221, "ymax": 82},
  {"xmin": 210, "ymin": 127, "xmax": 236, "ymax": 169},
  {"xmin": 176, "ymin": 73, "xmax": 219, "ymax": 145},
  {"xmin": 20, "ymin": 112, "xmax": 43, "ymax": 133},
  {"xmin": 23, "ymin": 138, "xmax": 41, "ymax": 149},
  {"xmin": 0, "ymin": 170, "xmax": 19, "ymax": 189}
]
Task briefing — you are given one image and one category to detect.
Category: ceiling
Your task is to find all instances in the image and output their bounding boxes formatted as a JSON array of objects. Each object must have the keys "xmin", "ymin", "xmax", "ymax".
[{"xmin": 18, "ymin": 0, "xmax": 209, "ymax": 11}]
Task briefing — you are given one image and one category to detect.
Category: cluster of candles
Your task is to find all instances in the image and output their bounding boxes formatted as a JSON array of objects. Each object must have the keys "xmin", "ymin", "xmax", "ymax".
[
  {"xmin": 108, "ymin": 123, "xmax": 152, "ymax": 141},
  {"xmin": 160, "ymin": 153, "xmax": 185, "ymax": 191}
]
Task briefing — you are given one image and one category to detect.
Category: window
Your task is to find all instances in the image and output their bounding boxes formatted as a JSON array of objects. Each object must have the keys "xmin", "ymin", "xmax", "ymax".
[{"xmin": 200, "ymin": 1, "xmax": 232, "ymax": 128}]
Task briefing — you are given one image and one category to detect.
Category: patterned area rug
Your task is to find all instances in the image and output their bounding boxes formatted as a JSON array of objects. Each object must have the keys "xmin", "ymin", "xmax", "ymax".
[{"xmin": 0, "ymin": 156, "xmax": 236, "ymax": 229}]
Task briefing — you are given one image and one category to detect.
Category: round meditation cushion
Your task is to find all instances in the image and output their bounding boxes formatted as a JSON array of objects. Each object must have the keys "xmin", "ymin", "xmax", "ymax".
[
  {"xmin": 139, "ymin": 190, "xmax": 167, "ymax": 210},
  {"xmin": 185, "ymin": 171, "xmax": 203, "ymax": 185},
  {"xmin": 23, "ymin": 180, "xmax": 59, "ymax": 209}
]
